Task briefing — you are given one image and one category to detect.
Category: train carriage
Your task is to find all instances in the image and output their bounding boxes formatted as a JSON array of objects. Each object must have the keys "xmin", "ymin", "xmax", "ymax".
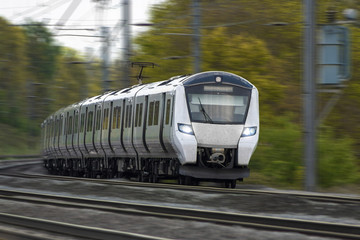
[{"xmin": 42, "ymin": 71, "xmax": 259, "ymax": 187}]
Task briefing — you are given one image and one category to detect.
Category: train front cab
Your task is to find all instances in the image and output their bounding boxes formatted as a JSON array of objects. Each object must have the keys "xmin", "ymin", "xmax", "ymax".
[{"xmin": 173, "ymin": 72, "xmax": 259, "ymax": 183}]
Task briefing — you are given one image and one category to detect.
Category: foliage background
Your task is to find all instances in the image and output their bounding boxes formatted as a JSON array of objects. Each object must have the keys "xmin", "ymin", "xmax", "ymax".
[{"xmin": 0, "ymin": 0, "xmax": 359, "ymax": 190}]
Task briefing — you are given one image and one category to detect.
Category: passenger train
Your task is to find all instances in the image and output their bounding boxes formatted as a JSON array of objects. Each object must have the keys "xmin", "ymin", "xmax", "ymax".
[{"xmin": 41, "ymin": 71, "xmax": 259, "ymax": 188}]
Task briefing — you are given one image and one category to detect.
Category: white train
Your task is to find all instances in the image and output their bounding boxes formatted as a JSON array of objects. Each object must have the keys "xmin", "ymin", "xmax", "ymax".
[{"xmin": 41, "ymin": 71, "xmax": 259, "ymax": 188}]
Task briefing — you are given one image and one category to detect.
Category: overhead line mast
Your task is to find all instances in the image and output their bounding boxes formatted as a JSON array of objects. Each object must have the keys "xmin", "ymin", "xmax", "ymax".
[
  {"xmin": 122, "ymin": 0, "xmax": 131, "ymax": 87},
  {"xmin": 192, "ymin": 0, "xmax": 201, "ymax": 73},
  {"xmin": 303, "ymin": 0, "xmax": 317, "ymax": 192}
]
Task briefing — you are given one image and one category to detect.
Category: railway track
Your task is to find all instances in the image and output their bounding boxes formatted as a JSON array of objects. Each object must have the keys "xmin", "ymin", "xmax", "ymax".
[
  {"xmin": 2, "ymin": 159, "xmax": 360, "ymax": 205},
  {"xmin": 2, "ymin": 170, "xmax": 360, "ymax": 205},
  {"xmin": 1, "ymin": 188, "xmax": 360, "ymax": 239},
  {"xmin": 0, "ymin": 213, "xmax": 171, "ymax": 240}
]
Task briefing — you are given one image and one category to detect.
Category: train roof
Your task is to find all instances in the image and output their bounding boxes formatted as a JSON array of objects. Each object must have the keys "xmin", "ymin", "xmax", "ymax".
[
  {"xmin": 42, "ymin": 71, "xmax": 253, "ymax": 125},
  {"xmin": 182, "ymin": 71, "xmax": 253, "ymax": 88}
]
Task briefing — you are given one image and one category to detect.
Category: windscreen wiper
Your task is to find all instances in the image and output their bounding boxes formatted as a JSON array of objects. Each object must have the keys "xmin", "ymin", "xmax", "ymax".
[{"xmin": 198, "ymin": 98, "xmax": 213, "ymax": 123}]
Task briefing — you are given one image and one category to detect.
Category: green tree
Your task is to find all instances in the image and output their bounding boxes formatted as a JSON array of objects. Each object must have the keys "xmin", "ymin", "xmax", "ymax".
[
  {"xmin": 0, "ymin": 17, "xmax": 28, "ymax": 128},
  {"xmin": 53, "ymin": 48, "xmax": 88, "ymax": 109},
  {"xmin": 201, "ymin": 27, "xmax": 285, "ymax": 110},
  {"xmin": 23, "ymin": 22, "xmax": 61, "ymax": 131}
]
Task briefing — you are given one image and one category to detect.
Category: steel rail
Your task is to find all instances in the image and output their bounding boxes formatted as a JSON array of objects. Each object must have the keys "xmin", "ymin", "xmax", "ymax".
[
  {"xmin": 0, "ymin": 155, "xmax": 41, "ymax": 160},
  {"xmin": 1, "ymin": 160, "xmax": 359, "ymax": 204},
  {"xmin": 0, "ymin": 213, "xmax": 172, "ymax": 240},
  {"xmin": 1, "ymin": 189, "xmax": 360, "ymax": 239},
  {"xmin": 4, "ymin": 172, "xmax": 360, "ymax": 205},
  {"xmin": 0, "ymin": 228, "xmax": 53, "ymax": 240}
]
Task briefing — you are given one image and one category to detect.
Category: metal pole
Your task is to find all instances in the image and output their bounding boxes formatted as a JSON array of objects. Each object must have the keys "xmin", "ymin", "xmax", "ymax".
[
  {"xmin": 303, "ymin": 0, "xmax": 317, "ymax": 191},
  {"xmin": 122, "ymin": 0, "xmax": 131, "ymax": 87},
  {"xmin": 101, "ymin": 27, "xmax": 110, "ymax": 92},
  {"xmin": 192, "ymin": 0, "xmax": 201, "ymax": 73},
  {"xmin": 85, "ymin": 47, "xmax": 93, "ymax": 98}
]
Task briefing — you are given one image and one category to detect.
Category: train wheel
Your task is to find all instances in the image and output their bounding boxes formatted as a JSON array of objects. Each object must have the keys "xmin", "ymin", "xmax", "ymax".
[
  {"xmin": 224, "ymin": 180, "xmax": 237, "ymax": 188},
  {"xmin": 184, "ymin": 176, "xmax": 193, "ymax": 185},
  {"xmin": 178, "ymin": 175, "xmax": 185, "ymax": 185},
  {"xmin": 137, "ymin": 171, "xmax": 144, "ymax": 182},
  {"xmin": 150, "ymin": 173, "xmax": 158, "ymax": 183},
  {"xmin": 230, "ymin": 180, "xmax": 236, "ymax": 188},
  {"xmin": 191, "ymin": 178, "xmax": 199, "ymax": 186}
]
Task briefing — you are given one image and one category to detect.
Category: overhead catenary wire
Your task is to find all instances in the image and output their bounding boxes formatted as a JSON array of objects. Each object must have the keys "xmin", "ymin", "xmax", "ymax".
[
  {"xmin": 10, "ymin": 0, "xmax": 68, "ymax": 20},
  {"xmin": 19, "ymin": 0, "xmax": 72, "ymax": 21},
  {"xmin": 55, "ymin": 0, "xmax": 82, "ymax": 27}
]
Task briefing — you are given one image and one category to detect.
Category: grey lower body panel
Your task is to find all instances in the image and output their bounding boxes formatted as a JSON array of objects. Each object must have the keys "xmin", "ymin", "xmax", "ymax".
[{"xmin": 179, "ymin": 165, "xmax": 250, "ymax": 180}]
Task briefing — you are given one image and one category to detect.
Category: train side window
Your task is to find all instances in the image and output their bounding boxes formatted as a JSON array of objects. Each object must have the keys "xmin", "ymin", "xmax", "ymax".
[
  {"xmin": 49, "ymin": 120, "xmax": 52, "ymax": 139},
  {"xmin": 57, "ymin": 119, "xmax": 59, "ymax": 137},
  {"xmin": 125, "ymin": 105, "xmax": 129, "ymax": 128},
  {"xmin": 86, "ymin": 112, "xmax": 90, "ymax": 132},
  {"xmin": 90, "ymin": 111, "xmax": 94, "ymax": 132},
  {"xmin": 148, "ymin": 102, "xmax": 154, "ymax": 126},
  {"xmin": 54, "ymin": 118, "xmax": 57, "ymax": 138},
  {"xmin": 135, "ymin": 104, "xmax": 139, "ymax": 127},
  {"xmin": 64, "ymin": 115, "xmax": 68, "ymax": 135},
  {"xmin": 112, "ymin": 107, "xmax": 117, "ymax": 129},
  {"xmin": 53, "ymin": 119, "xmax": 56, "ymax": 138},
  {"xmin": 165, "ymin": 99, "xmax": 171, "ymax": 125},
  {"xmin": 68, "ymin": 116, "xmax": 73, "ymax": 135},
  {"xmin": 138, "ymin": 103, "xmax": 143, "ymax": 127},
  {"xmin": 102, "ymin": 109, "xmax": 105, "ymax": 129},
  {"xmin": 80, "ymin": 113, "xmax": 85, "ymax": 132},
  {"xmin": 60, "ymin": 116, "xmax": 63, "ymax": 136},
  {"xmin": 95, "ymin": 110, "xmax": 99, "ymax": 130},
  {"xmin": 128, "ymin": 105, "xmax": 132, "ymax": 128},
  {"xmin": 117, "ymin": 107, "xmax": 121, "ymax": 129},
  {"xmin": 87, "ymin": 111, "xmax": 93, "ymax": 132},
  {"xmin": 103, "ymin": 108, "xmax": 109, "ymax": 129},
  {"xmin": 107, "ymin": 108, "xmax": 110, "ymax": 129},
  {"xmin": 74, "ymin": 113, "xmax": 79, "ymax": 133},
  {"xmin": 52, "ymin": 120, "xmax": 55, "ymax": 138},
  {"xmin": 154, "ymin": 101, "xmax": 160, "ymax": 126},
  {"xmin": 86, "ymin": 112, "xmax": 89, "ymax": 132},
  {"xmin": 51, "ymin": 121, "xmax": 53, "ymax": 139},
  {"xmin": 49, "ymin": 121, "xmax": 51, "ymax": 140},
  {"xmin": 57, "ymin": 118, "xmax": 59, "ymax": 137},
  {"xmin": 96, "ymin": 109, "xmax": 101, "ymax": 130}
]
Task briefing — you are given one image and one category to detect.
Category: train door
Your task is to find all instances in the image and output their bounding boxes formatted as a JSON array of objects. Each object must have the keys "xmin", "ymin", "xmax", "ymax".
[
  {"xmin": 145, "ymin": 93, "xmax": 164, "ymax": 153},
  {"xmin": 65, "ymin": 111, "xmax": 73, "ymax": 157},
  {"xmin": 122, "ymin": 98, "xmax": 133, "ymax": 152},
  {"xmin": 119, "ymin": 99, "xmax": 127, "ymax": 152},
  {"xmin": 49, "ymin": 119, "xmax": 53, "ymax": 157},
  {"xmin": 93, "ymin": 104, "xmax": 102, "ymax": 153},
  {"xmin": 53, "ymin": 117, "xmax": 58, "ymax": 157},
  {"xmin": 133, "ymin": 96, "xmax": 147, "ymax": 154},
  {"xmin": 162, "ymin": 92, "xmax": 175, "ymax": 153},
  {"xmin": 72, "ymin": 110, "xmax": 80, "ymax": 158},
  {"xmin": 80, "ymin": 107, "xmax": 88, "ymax": 154},
  {"xmin": 110, "ymin": 100, "xmax": 124, "ymax": 154},
  {"xmin": 85, "ymin": 106, "xmax": 95, "ymax": 153},
  {"xmin": 59, "ymin": 113, "xmax": 66, "ymax": 156},
  {"xmin": 101, "ymin": 101, "xmax": 112, "ymax": 154}
]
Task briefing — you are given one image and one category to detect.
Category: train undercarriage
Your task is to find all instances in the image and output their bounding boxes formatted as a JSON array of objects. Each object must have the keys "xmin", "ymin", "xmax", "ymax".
[{"xmin": 44, "ymin": 155, "xmax": 245, "ymax": 188}]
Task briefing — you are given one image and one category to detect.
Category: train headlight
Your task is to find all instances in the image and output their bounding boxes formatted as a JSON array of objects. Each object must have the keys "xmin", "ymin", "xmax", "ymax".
[
  {"xmin": 241, "ymin": 127, "xmax": 257, "ymax": 137},
  {"xmin": 178, "ymin": 123, "xmax": 194, "ymax": 135}
]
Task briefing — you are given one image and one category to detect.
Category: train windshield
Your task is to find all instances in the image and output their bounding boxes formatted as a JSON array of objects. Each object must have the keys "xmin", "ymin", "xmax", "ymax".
[{"xmin": 185, "ymin": 84, "xmax": 251, "ymax": 124}]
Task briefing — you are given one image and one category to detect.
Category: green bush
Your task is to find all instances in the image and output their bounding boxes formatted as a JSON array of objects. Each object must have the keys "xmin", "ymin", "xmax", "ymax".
[
  {"xmin": 250, "ymin": 116, "xmax": 360, "ymax": 189},
  {"xmin": 250, "ymin": 115, "xmax": 303, "ymax": 187},
  {"xmin": 318, "ymin": 128, "xmax": 360, "ymax": 187}
]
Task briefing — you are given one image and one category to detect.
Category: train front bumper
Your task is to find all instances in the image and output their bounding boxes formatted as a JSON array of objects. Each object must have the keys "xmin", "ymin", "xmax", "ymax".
[{"xmin": 179, "ymin": 165, "xmax": 250, "ymax": 180}]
